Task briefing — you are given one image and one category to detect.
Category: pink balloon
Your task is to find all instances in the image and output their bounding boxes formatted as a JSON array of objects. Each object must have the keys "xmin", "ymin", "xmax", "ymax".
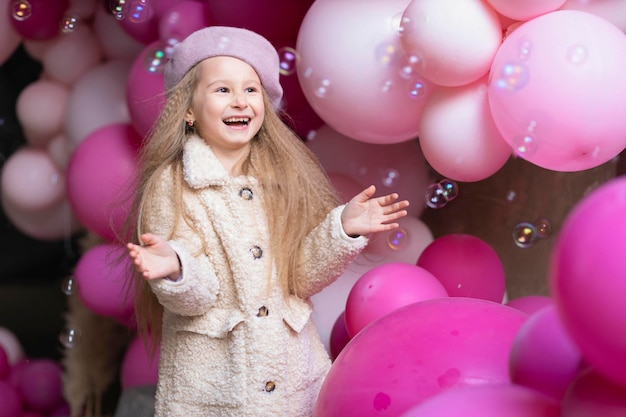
[
  {"xmin": 329, "ymin": 312, "xmax": 350, "ymax": 361},
  {"xmin": 1, "ymin": 147, "xmax": 65, "ymax": 211},
  {"xmin": 41, "ymin": 25, "xmax": 103, "ymax": 86},
  {"xmin": 16, "ymin": 359, "xmax": 63, "ymax": 413},
  {"xmin": 488, "ymin": 10, "xmax": 626, "ymax": 172},
  {"xmin": 549, "ymin": 176, "xmax": 626, "ymax": 388},
  {"xmin": 561, "ymin": 368, "xmax": 626, "ymax": 417},
  {"xmin": 121, "ymin": 335, "xmax": 159, "ymax": 389},
  {"xmin": 400, "ymin": 384, "xmax": 560, "ymax": 417},
  {"xmin": 345, "ymin": 263, "xmax": 448, "ymax": 337},
  {"xmin": 327, "ymin": 172, "xmax": 362, "ymax": 204},
  {"xmin": 417, "ymin": 233, "xmax": 506, "ymax": 302},
  {"xmin": 307, "ymin": 124, "xmax": 429, "ymax": 218},
  {"xmin": 9, "ymin": 0, "xmax": 69, "ymax": 40},
  {"xmin": 314, "ymin": 297, "xmax": 527, "ymax": 417},
  {"xmin": 115, "ymin": 0, "xmax": 159, "ymax": 44},
  {"xmin": 16, "ymin": 80, "xmax": 69, "ymax": 146},
  {"xmin": 0, "ymin": 380, "xmax": 22, "ymax": 417},
  {"xmin": 66, "ymin": 123, "xmax": 139, "ymax": 242},
  {"xmin": 506, "ymin": 295, "xmax": 553, "ymax": 316},
  {"xmin": 400, "ymin": 0, "xmax": 502, "ymax": 87},
  {"xmin": 158, "ymin": 0, "xmax": 211, "ymax": 49},
  {"xmin": 0, "ymin": 0, "xmax": 23, "ymax": 65},
  {"xmin": 92, "ymin": 2, "xmax": 144, "ymax": 60},
  {"xmin": 46, "ymin": 134, "xmax": 73, "ymax": 171},
  {"xmin": 297, "ymin": 0, "xmax": 433, "ymax": 144},
  {"xmin": 207, "ymin": 0, "xmax": 313, "ymax": 41},
  {"xmin": 418, "ymin": 76, "xmax": 512, "ymax": 182},
  {"xmin": 126, "ymin": 41, "xmax": 166, "ymax": 139},
  {"xmin": 0, "ymin": 328, "xmax": 24, "ymax": 366},
  {"xmin": 0, "ymin": 346, "xmax": 9, "ymax": 380},
  {"xmin": 487, "ymin": 0, "xmax": 566, "ymax": 21},
  {"xmin": 73, "ymin": 243, "xmax": 135, "ymax": 322},
  {"xmin": 560, "ymin": 0, "xmax": 626, "ymax": 32},
  {"xmin": 509, "ymin": 305, "xmax": 583, "ymax": 400},
  {"xmin": 364, "ymin": 215, "xmax": 434, "ymax": 264},
  {"xmin": 64, "ymin": 60, "xmax": 132, "ymax": 147}
]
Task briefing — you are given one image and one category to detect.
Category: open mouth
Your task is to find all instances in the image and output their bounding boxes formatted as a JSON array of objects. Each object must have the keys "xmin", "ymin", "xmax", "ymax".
[{"xmin": 223, "ymin": 117, "xmax": 250, "ymax": 127}]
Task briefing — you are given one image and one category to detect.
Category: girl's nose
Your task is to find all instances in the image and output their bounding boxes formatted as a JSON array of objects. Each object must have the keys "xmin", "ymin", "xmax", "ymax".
[{"xmin": 231, "ymin": 92, "xmax": 248, "ymax": 108}]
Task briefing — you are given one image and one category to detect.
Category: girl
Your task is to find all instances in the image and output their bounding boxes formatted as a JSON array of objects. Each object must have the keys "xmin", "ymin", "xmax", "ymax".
[{"xmin": 125, "ymin": 26, "xmax": 409, "ymax": 417}]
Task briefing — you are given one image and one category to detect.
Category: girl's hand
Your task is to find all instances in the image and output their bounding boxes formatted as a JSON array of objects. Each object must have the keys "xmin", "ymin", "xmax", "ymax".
[
  {"xmin": 341, "ymin": 185, "xmax": 409, "ymax": 238},
  {"xmin": 126, "ymin": 233, "xmax": 180, "ymax": 280}
]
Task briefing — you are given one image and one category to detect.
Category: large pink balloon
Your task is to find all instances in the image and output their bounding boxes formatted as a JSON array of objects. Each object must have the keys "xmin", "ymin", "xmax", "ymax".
[
  {"xmin": 74, "ymin": 243, "xmax": 135, "ymax": 323},
  {"xmin": 418, "ymin": 76, "xmax": 512, "ymax": 182},
  {"xmin": 488, "ymin": 10, "xmax": 626, "ymax": 172},
  {"xmin": 314, "ymin": 297, "xmax": 527, "ymax": 417},
  {"xmin": 126, "ymin": 41, "xmax": 166, "ymax": 139},
  {"xmin": 400, "ymin": 0, "xmax": 502, "ymax": 87},
  {"xmin": 16, "ymin": 80, "xmax": 69, "ymax": 146},
  {"xmin": 307, "ymin": 124, "xmax": 430, "ymax": 218},
  {"xmin": 560, "ymin": 0, "xmax": 626, "ymax": 33},
  {"xmin": 549, "ymin": 176, "xmax": 626, "ymax": 388},
  {"xmin": 66, "ymin": 123, "xmax": 140, "ymax": 242},
  {"xmin": 487, "ymin": 0, "xmax": 566, "ymax": 21},
  {"xmin": 417, "ymin": 233, "xmax": 506, "ymax": 302},
  {"xmin": 561, "ymin": 369, "xmax": 626, "ymax": 417},
  {"xmin": 400, "ymin": 384, "xmax": 560, "ymax": 417},
  {"xmin": 345, "ymin": 263, "xmax": 448, "ymax": 337},
  {"xmin": 121, "ymin": 335, "xmax": 159, "ymax": 389},
  {"xmin": 297, "ymin": 0, "xmax": 433, "ymax": 144},
  {"xmin": 509, "ymin": 304, "xmax": 583, "ymax": 400}
]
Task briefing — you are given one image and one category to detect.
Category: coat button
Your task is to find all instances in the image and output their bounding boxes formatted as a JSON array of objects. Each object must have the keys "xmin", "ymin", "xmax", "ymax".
[
  {"xmin": 250, "ymin": 246, "xmax": 263, "ymax": 259},
  {"xmin": 265, "ymin": 381, "xmax": 276, "ymax": 392},
  {"xmin": 257, "ymin": 306, "xmax": 269, "ymax": 317},
  {"xmin": 239, "ymin": 188, "xmax": 253, "ymax": 200}
]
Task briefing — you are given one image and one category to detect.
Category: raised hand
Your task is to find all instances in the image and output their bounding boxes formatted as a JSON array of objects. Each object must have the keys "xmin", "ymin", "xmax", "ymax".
[
  {"xmin": 126, "ymin": 233, "xmax": 181, "ymax": 281},
  {"xmin": 340, "ymin": 185, "xmax": 409, "ymax": 238}
]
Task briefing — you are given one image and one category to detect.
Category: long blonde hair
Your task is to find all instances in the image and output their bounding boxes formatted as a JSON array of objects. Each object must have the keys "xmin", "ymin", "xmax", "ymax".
[{"xmin": 125, "ymin": 63, "xmax": 339, "ymax": 351}]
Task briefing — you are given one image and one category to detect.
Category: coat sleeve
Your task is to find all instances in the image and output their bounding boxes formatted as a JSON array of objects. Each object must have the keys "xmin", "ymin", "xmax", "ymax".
[
  {"xmin": 145, "ymin": 168, "xmax": 219, "ymax": 316},
  {"xmin": 297, "ymin": 205, "xmax": 368, "ymax": 299}
]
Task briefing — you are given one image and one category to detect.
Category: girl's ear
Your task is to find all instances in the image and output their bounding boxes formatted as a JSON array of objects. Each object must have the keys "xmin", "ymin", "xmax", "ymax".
[{"xmin": 185, "ymin": 108, "xmax": 194, "ymax": 119}]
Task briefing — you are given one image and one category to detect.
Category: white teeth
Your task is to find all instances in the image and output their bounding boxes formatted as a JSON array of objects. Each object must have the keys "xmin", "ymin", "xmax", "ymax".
[{"xmin": 224, "ymin": 117, "xmax": 250, "ymax": 123}]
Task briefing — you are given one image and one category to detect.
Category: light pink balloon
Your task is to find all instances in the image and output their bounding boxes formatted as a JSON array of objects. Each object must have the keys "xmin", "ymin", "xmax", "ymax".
[
  {"xmin": 1, "ymin": 147, "xmax": 65, "ymax": 211},
  {"xmin": 93, "ymin": 3, "xmax": 144, "ymax": 60},
  {"xmin": 0, "ymin": 328, "xmax": 24, "ymax": 365},
  {"xmin": 488, "ymin": 10, "xmax": 626, "ymax": 172},
  {"xmin": 487, "ymin": 0, "xmax": 566, "ymax": 21},
  {"xmin": 327, "ymin": 172, "xmax": 362, "ymax": 204},
  {"xmin": 509, "ymin": 304, "xmax": 583, "ymax": 400},
  {"xmin": 400, "ymin": 0, "xmax": 502, "ymax": 87},
  {"xmin": 21, "ymin": 38, "xmax": 55, "ymax": 62},
  {"xmin": 74, "ymin": 243, "xmax": 135, "ymax": 322},
  {"xmin": 560, "ymin": 0, "xmax": 626, "ymax": 33},
  {"xmin": 64, "ymin": 59, "xmax": 132, "ymax": 147},
  {"xmin": 41, "ymin": 25, "xmax": 103, "ymax": 86},
  {"xmin": 16, "ymin": 79, "xmax": 69, "ymax": 146},
  {"xmin": 345, "ymin": 262, "xmax": 448, "ymax": 337},
  {"xmin": 400, "ymin": 384, "xmax": 560, "ymax": 417},
  {"xmin": 561, "ymin": 368, "xmax": 626, "ymax": 417},
  {"xmin": 126, "ymin": 41, "xmax": 166, "ymax": 139},
  {"xmin": 46, "ymin": 134, "xmax": 73, "ymax": 170},
  {"xmin": 419, "ymin": 76, "xmax": 512, "ymax": 182},
  {"xmin": 0, "ymin": 0, "xmax": 23, "ymax": 65},
  {"xmin": 121, "ymin": 335, "xmax": 159, "ymax": 389},
  {"xmin": 549, "ymin": 176, "xmax": 626, "ymax": 388},
  {"xmin": 364, "ymin": 215, "xmax": 434, "ymax": 264},
  {"xmin": 417, "ymin": 233, "xmax": 506, "ymax": 302},
  {"xmin": 67, "ymin": 0, "xmax": 98, "ymax": 21},
  {"xmin": 297, "ymin": 0, "xmax": 433, "ymax": 144},
  {"xmin": 66, "ymin": 123, "xmax": 139, "ymax": 242},
  {"xmin": 307, "ymin": 124, "xmax": 430, "ymax": 218}
]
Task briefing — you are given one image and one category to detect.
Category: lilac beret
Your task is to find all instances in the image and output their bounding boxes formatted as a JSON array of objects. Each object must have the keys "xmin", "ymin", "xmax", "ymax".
[{"xmin": 163, "ymin": 26, "xmax": 283, "ymax": 109}]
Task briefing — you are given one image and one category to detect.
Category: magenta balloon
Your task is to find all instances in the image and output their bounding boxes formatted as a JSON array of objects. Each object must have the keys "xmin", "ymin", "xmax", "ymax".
[
  {"xmin": 0, "ymin": 346, "xmax": 8, "ymax": 380},
  {"xmin": 400, "ymin": 384, "xmax": 560, "ymax": 417},
  {"xmin": 561, "ymin": 369, "xmax": 626, "ymax": 417},
  {"xmin": 0, "ymin": 380, "xmax": 21, "ymax": 417},
  {"xmin": 549, "ymin": 176, "xmax": 626, "ymax": 388},
  {"xmin": 16, "ymin": 359, "xmax": 63, "ymax": 413},
  {"xmin": 345, "ymin": 263, "xmax": 448, "ymax": 337},
  {"xmin": 116, "ymin": 0, "xmax": 159, "ymax": 44},
  {"xmin": 9, "ymin": 0, "xmax": 69, "ymax": 40},
  {"xmin": 127, "ymin": 41, "xmax": 166, "ymax": 138},
  {"xmin": 488, "ymin": 10, "xmax": 626, "ymax": 171},
  {"xmin": 509, "ymin": 304, "xmax": 583, "ymax": 400},
  {"xmin": 313, "ymin": 297, "xmax": 527, "ymax": 417},
  {"xmin": 66, "ymin": 123, "xmax": 139, "ymax": 242},
  {"xmin": 73, "ymin": 243, "xmax": 135, "ymax": 322},
  {"xmin": 121, "ymin": 335, "xmax": 159, "ymax": 389},
  {"xmin": 417, "ymin": 233, "xmax": 505, "ymax": 302},
  {"xmin": 506, "ymin": 295, "xmax": 553, "ymax": 316},
  {"xmin": 329, "ymin": 312, "xmax": 350, "ymax": 361},
  {"xmin": 159, "ymin": 0, "xmax": 211, "ymax": 47}
]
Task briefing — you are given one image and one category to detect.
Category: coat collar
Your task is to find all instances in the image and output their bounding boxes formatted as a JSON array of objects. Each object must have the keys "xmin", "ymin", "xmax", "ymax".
[{"xmin": 182, "ymin": 135, "xmax": 230, "ymax": 188}]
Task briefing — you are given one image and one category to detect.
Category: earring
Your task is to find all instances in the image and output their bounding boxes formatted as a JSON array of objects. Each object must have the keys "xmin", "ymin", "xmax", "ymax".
[{"xmin": 186, "ymin": 119, "xmax": 194, "ymax": 127}]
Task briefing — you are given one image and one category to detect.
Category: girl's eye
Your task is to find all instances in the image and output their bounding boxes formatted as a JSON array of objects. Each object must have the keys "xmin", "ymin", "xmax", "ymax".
[
  {"xmin": 245, "ymin": 87, "xmax": 257, "ymax": 93},
  {"xmin": 216, "ymin": 87, "xmax": 229, "ymax": 93}
]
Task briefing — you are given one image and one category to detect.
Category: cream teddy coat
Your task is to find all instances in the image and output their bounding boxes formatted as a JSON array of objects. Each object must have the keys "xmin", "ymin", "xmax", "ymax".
[{"xmin": 146, "ymin": 136, "xmax": 368, "ymax": 417}]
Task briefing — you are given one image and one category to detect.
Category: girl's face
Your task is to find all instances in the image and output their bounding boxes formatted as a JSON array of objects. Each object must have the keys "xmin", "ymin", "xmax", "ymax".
[{"xmin": 187, "ymin": 56, "xmax": 265, "ymax": 157}]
